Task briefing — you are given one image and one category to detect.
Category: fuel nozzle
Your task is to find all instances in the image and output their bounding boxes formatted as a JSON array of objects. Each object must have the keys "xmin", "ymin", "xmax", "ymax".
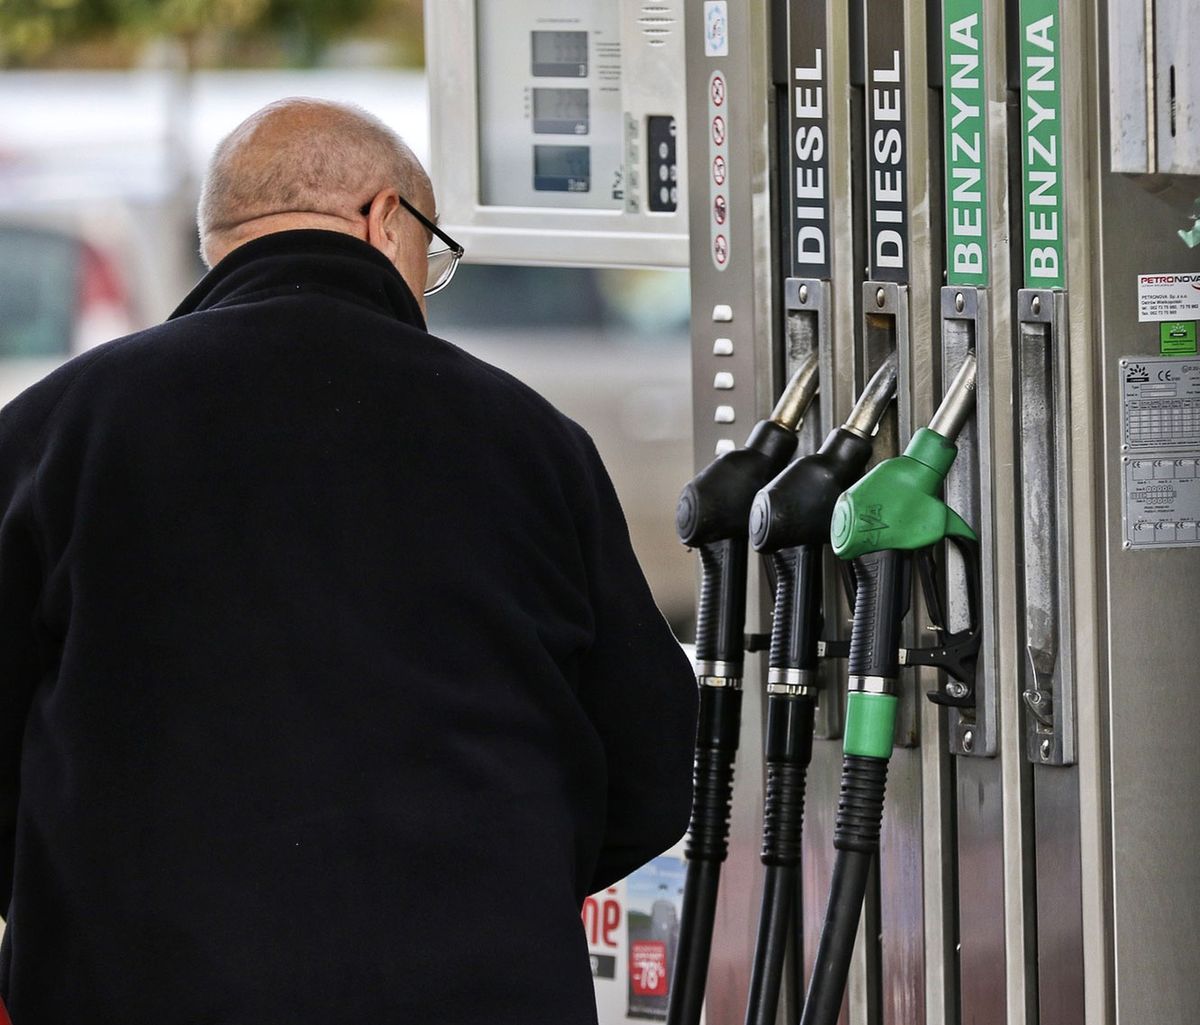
[
  {"xmin": 799, "ymin": 354, "xmax": 981, "ymax": 1025},
  {"xmin": 750, "ymin": 353, "xmax": 898, "ymax": 555},
  {"xmin": 831, "ymin": 350, "xmax": 978, "ymax": 563},
  {"xmin": 668, "ymin": 352, "xmax": 821, "ymax": 1025},
  {"xmin": 677, "ymin": 352, "xmax": 821, "ymax": 550},
  {"xmin": 739, "ymin": 355, "xmax": 898, "ymax": 1025}
]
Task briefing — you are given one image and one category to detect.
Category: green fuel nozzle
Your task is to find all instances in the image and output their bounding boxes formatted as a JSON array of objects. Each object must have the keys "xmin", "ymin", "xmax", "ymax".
[
  {"xmin": 831, "ymin": 351, "xmax": 982, "ymax": 727},
  {"xmin": 799, "ymin": 354, "xmax": 982, "ymax": 1025}
]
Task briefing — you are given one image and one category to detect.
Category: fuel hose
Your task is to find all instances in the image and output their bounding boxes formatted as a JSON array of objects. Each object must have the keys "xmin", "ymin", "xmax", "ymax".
[
  {"xmin": 799, "ymin": 353, "xmax": 978, "ymax": 1025},
  {"xmin": 667, "ymin": 353, "xmax": 820, "ymax": 1025},
  {"xmin": 742, "ymin": 355, "xmax": 896, "ymax": 1025}
]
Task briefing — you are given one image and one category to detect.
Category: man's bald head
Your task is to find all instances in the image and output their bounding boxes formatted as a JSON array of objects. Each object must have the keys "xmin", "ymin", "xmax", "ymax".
[{"xmin": 197, "ymin": 98, "xmax": 433, "ymax": 269}]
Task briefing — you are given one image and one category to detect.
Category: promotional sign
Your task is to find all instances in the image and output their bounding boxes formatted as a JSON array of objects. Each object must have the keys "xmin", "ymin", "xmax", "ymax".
[
  {"xmin": 942, "ymin": 0, "xmax": 989, "ymax": 286},
  {"xmin": 864, "ymin": 0, "xmax": 910, "ymax": 283},
  {"xmin": 587, "ymin": 845, "xmax": 693, "ymax": 1024},
  {"xmin": 1019, "ymin": 0, "xmax": 1066, "ymax": 289}
]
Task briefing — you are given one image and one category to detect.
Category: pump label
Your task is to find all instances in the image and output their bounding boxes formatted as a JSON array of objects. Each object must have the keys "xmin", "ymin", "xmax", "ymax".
[
  {"xmin": 1120, "ymin": 356, "xmax": 1200, "ymax": 550},
  {"xmin": 1137, "ymin": 273, "xmax": 1200, "ymax": 323},
  {"xmin": 865, "ymin": 4, "xmax": 909, "ymax": 283},
  {"xmin": 788, "ymin": 0, "xmax": 830, "ymax": 279},
  {"xmin": 1019, "ymin": 0, "xmax": 1066, "ymax": 289},
  {"xmin": 942, "ymin": 0, "xmax": 988, "ymax": 286}
]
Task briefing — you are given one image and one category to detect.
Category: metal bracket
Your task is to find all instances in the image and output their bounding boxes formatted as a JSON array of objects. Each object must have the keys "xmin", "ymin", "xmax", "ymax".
[
  {"xmin": 1015, "ymin": 289, "xmax": 1077, "ymax": 766},
  {"xmin": 787, "ymin": 277, "xmax": 846, "ymax": 740},
  {"xmin": 861, "ymin": 280, "xmax": 917, "ymax": 747},
  {"xmin": 938, "ymin": 286, "xmax": 998, "ymax": 757}
]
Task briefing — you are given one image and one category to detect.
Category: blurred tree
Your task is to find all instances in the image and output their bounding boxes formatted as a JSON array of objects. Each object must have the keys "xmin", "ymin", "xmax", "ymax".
[{"xmin": 0, "ymin": 0, "xmax": 423, "ymax": 68}]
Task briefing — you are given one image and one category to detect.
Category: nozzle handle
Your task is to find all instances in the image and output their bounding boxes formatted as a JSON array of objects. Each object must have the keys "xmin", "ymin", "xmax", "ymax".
[
  {"xmin": 695, "ymin": 537, "xmax": 749, "ymax": 670},
  {"xmin": 846, "ymin": 549, "xmax": 912, "ymax": 685},
  {"xmin": 768, "ymin": 545, "xmax": 824, "ymax": 673}
]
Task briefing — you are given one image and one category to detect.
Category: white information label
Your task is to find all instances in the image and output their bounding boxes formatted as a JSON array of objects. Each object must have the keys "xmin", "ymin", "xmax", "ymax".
[
  {"xmin": 1137, "ymin": 272, "xmax": 1200, "ymax": 323},
  {"xmin": 1120, "ymin": 356, "xmax": 1200, "ymax": 550},
  {"xmin": 704, "ymin": 2, "xmax": 729, "ymax": 57}
]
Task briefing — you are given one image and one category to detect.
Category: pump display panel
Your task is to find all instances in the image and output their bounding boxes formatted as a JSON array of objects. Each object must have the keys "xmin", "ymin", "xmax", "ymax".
[{"xmin": 426, "ymin": 0, "xmax": 688, "ymax": 267}]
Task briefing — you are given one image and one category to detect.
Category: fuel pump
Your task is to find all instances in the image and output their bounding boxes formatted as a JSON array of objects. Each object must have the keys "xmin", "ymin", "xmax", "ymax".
[
  {"xmin": 740, "ymin": 353, "xmax": 897, "ymax": 1025},
  {"xmin": 668, "ymin": 353, "xmax": 821, "ymax": 1025},
  {"xmin": 798, "ymin": 352, "xmax": 980, "ymax": 1025}
]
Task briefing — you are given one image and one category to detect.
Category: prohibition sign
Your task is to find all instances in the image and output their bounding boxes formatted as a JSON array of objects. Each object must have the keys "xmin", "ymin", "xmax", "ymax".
[
  {"xmin": 711, "ymin": 75, "xmax": 725, "ymax": 107},
  {"xmin": 712, "ymin": 116, "xmax": 726, "ymax": 146},
  {"xmin": 714, "ymin": 234, "xmax": 729, "ymax": 266},
  {"xmin": 712, "ymin": 155, "xmax": 727, "ymax": 186}
]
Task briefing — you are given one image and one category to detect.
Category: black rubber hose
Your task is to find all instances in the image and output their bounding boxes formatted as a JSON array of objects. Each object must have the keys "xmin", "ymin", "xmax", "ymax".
[
  {"xmin": 744, "ymin": 695, "xmax": 814, "ymax": 1025},
  {"xmin": 667, "ymin": 686, "xmax": 742, "ymax": 1025},
  {"xmin": 745, "ymin": 865, "xmax": 795, "ymax": 1025},
  {"xmin": 798, "ymin": 756, "xmax": 888, "ymax": 1025},
  {"xmin": 668, "ymin": 858, "xmax": 722, "ymax": 1025}
]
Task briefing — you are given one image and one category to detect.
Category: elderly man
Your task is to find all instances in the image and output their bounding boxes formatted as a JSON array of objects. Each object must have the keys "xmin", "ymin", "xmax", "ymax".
[{"xmin": 0, "ymin": 99, "xmax": 696, "ymax": 1023}]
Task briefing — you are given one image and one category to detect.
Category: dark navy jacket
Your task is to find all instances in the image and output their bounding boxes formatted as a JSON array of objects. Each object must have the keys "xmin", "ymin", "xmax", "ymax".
[{"xmin": 0, "ymin": 230, "xmax": 697, "ymax": 1023}]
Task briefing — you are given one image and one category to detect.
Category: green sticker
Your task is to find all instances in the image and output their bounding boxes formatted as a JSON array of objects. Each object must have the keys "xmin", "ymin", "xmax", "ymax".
[
  {"xmin": 1019, "ymin": 0, "xmax": 1065, "ymax": 289},
  {"xmin": 942, "ymin": 0, "xmax": 988, "ymax": 286},
  {"xmin": 1161, "ymin": 321, "xmax": 1198, "ymax": 355}
]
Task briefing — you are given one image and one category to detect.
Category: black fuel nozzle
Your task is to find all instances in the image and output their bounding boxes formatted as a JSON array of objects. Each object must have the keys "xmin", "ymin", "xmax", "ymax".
[
  {"xmin": 668, "ymin": 354, "xmax": 819, "ymax": 1025},
  {"xmin": 748, "ymin": 353, "xmax": 898, "ymax": 674},
  {"xmin": 676, "ymin": 353, "xmax": 820, "ymax": 672}
]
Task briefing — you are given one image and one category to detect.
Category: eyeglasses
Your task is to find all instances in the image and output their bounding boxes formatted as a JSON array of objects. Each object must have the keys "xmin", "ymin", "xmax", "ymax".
[{"xmin": 360, "ymin": 195, "xmax": 465, "ymax": 296}]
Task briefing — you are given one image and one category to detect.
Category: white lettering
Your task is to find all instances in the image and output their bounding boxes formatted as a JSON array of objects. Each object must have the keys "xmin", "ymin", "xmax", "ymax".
[
  {"xmin": 1026, "ymin": 14, "xmax": 1055, "ymax": 52},
  {"xmin": 1030, "ymin": 246, "xmax": 1059, "ymax": 278},
  {"xmin": 953, "ymin": 242, "xmax": 984, "ymax": 274},
  {"xmin": 877, "ymin": 230, "xmax": 904, "ymax": 267},
  {"xmin": 950, "ymin": 13, "xmax": 980, "ymax": 51},
  {"xmin": 950, "ymin": 91, "xmax": 979, "ymax": 132},
  {"xmin": 951, "ymin": 165, "xmax": 983, "ymax": 205}
]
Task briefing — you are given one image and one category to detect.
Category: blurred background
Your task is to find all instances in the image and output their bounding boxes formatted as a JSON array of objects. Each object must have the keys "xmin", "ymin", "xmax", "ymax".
[{"xmin": 0, "ymin": 0, "xmax": 696, "ymax": 633}]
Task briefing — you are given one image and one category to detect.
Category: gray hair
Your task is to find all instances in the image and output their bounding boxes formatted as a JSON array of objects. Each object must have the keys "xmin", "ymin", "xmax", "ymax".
[{"xmin": 197, "ymin": 97, "xmax": 428, "ymax": 259}]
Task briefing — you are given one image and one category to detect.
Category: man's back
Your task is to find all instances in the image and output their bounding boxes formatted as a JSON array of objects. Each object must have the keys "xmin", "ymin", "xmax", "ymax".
[{"xmin": 0, "ymin": 231, "xmax": 696, "ymax": 1022}]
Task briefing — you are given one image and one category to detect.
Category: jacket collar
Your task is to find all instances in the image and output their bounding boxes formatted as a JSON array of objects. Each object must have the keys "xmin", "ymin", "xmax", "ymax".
[{"xmin": 169, "ymin": 229, "xmax": 427, "ymax": 331}]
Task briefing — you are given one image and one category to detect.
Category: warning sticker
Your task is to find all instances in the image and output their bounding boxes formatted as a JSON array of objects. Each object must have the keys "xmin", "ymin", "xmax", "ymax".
[{"xmin": 1137, "ymin": 272, "xmax": 1200, "ymax": 323}]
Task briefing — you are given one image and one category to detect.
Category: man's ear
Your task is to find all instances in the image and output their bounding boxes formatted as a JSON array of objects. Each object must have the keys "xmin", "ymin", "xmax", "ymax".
[{"xmin": 364, "ymin": 189, "xmax": 402, "ymax": 261}]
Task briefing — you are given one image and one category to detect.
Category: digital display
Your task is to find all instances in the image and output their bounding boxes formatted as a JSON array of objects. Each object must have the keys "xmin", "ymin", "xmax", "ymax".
[
  {"xmin": 532, "ymin": 88, "xmax": 589, "ymax": 135},
  {"xmin": 531, "ymin": 30, "xmax": 588, "ymax": 77},
  {"xmin": 534, "ymin": 145, "xmax": 590, "ymax": 192}
]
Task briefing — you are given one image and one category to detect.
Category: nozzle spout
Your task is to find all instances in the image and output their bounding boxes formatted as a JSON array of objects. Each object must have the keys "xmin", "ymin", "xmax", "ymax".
[
  {"xmin": 842, "ymin": 352, "xmax": 898, "ymax": 438},
  {"xmin": 769, "ymin": 351, "xmax": 821, "ymax": 431},
  {"xmin": 928, "ymin": 350, "xmax": 978, "ymax": 443}
]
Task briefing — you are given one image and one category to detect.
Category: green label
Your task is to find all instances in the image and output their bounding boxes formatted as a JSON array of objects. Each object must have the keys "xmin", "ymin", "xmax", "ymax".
[
  {"xmin": 942, "ymin": 0, "xmax": 988, "ymax": 286},
  {"xmin": 1019, "ymin": 0, "xmax": 1065, "ymax": 289},
  {"xmin": 1161, "ymin": 321, "xmax": 1199, "ymax": 355}
]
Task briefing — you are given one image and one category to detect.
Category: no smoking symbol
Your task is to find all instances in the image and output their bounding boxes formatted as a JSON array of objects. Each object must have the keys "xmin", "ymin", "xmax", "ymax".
[
  {"xmin": 711, "ymin": 76, "xmax": 725, "ymax": 106},
  {"xmin": 714, "ymin": 234, "xmax": 729, "ymax": 266},
  {"xmin": 711, "ymin": 116, "xmax": 726, "ymax": 146},
  {"xmin": 712, "ymin": 155, "xmax": 727, "ymax": 186}
]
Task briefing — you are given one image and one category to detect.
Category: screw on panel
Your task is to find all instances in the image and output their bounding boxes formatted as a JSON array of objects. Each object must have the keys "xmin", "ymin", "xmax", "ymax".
[
  {"xmin": 946, "ymin": 680, "xmax": 969, "ymax": 700},
  {"xmin": 955, "ymin": 292, "xmax": 965, "ymax": 313},
  {"xmin": 1040, "ymin": 738, "xmax": 1053, "ymax": 761},
  {"xmin": 1124, "ymin": 541, "xmax": 1132, "ymax": 549},
  {"xmin": 799, "ymin": 284, "xmax": 809, "ymax": 305},
  {"xmin": 962, "ymin": 730, "xmax": 975, "ymax": 753},
  {"xmin": 876, "ymin": 288, "xmax": 886, "ymax": 308},
  {"xmin": 1031, "ymin": 295, "xmax": 1042, "ymax": 316}
]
